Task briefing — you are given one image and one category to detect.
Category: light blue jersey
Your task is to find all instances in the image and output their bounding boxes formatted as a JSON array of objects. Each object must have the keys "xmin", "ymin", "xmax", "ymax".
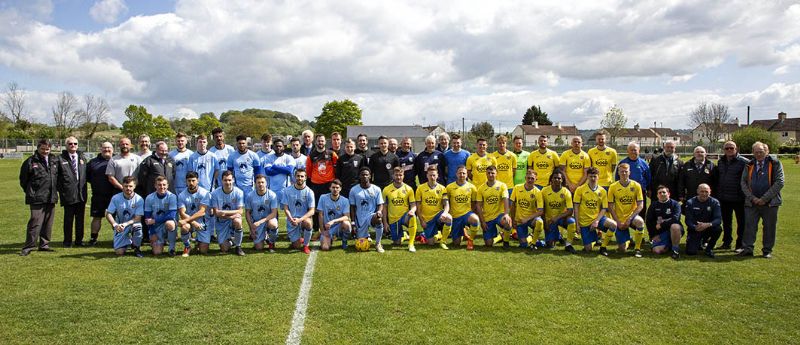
[
  {"xmin": 227, "ymin": 149, "xmax": 261, "ymax": 195},
  {"xmin": 177, "ymin": 187, "xmax": 212, "ymax": 224},
  {"xmin": 170, "ymin": 148, "xmax": 194, "ymax": 194},
  {"xmin": 107, "ymin": 192, "xmax": 144, "ymax": 225},
  {"xmin": 246, "ymin": 189, "xmax": 279, "ymax": 222},
  {"xmin": 210, "ymin": 187, "xmax": 245, "ymax": 216},
  {"xmin": 188, "ymin": 151, "xmax": 218, "ymax": 191},
  {"xmin": 144, "ymin": 191, "xmax": 178, "ymax": 222},
  {"xmin": 281, "ymin": 185, "xmax": 315, "ymax": 217},
  {"xmin": 291, "ymin": 153, "xmax": 307, "ymax": 183},
  {"xmin": 210, "ymin": 144, "xmax": 235, "ymax": 189},
  {"xmin": 349, "ymin": 184, "xmax": 383, "ymax": 228},
  {"xmin": 443, "ymin": 149, "xmax": 471, "ymax": 184},
  {"xmin": 318, "ymin": 193, "xmax": 349, "ymax": 224},
  {"xmin": 262, "ymin": 152, "xmax": 295, "ymax": 194}
]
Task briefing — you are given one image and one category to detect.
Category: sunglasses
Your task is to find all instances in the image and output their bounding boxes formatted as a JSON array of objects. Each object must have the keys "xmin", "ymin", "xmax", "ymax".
[
  {"xmin": 724, "ymin": 147, "xmax": 735, "ymax": 150},
  {"xmin": 67, "ymin": 142, "xmax": 78, "ymax": 145}
]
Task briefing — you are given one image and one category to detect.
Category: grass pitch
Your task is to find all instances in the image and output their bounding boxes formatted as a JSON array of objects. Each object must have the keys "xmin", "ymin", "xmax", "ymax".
[{"xmin": 0, "ymin": 159, "xmax": 798, "ymax": 344}]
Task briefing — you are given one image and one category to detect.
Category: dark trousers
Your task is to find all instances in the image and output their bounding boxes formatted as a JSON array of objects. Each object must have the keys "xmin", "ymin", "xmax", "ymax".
[
  {"xmin": 63, "ymin": 203, "xmax": 86, "ymax": 245},
  {"xmin": 23, "ymin": 203, "xmax": 55, "ymax": 253},
  {"xmin": 308, "ymin": 181, "xmax": 332, "ymax": 231},
  {"xmin": 743, "ymin": 206, "xmax": 779, "ymax": 255},
  {"xmin": 720, "ymin": 200, "xmax": 745, "ymax": 248},
  {"xmin": 686, "ymin": 226, "xmax": 721, "ymax": 255}
]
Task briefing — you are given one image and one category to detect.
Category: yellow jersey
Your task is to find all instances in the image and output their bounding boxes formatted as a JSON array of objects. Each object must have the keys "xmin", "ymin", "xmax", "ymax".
[
  {"xmin": 415, "ymin": 182, "xmax": 447, "ymax": 221},
  {"xmin": 477, "ymin": 181, "xmax": 509, "ymax": 220},
  {"xmin": 510, "ymin": 184, "xmax": 544, "ymax": 222},
  {"xmin": 382, "ymin": 183, "xmax": 416, "ymax": 224},
  {"xmin": 466, "ymin": 153, "xmax": 496, "ymax": 187},
  {"xmin": 608, "ymin": 180, "xmax": 643, "ymax": 220},
  {"xmin": 587, "ymin": 146, "xmax": 618, "ymax": 187},
  {"xmin": 573, "ymin": 183, "xmax": 608, "ymax": 227},
  {"xmin": 527, "ymin": 149, "xmax": 560, "ymax": 186},
  {"xmin": 491, "ymin": 151, "xmax": 517, "ymax": 188},
  {"xmin": 560, "ymin": 149, "xmax": 591, "ymax": 186},
  {"xmin": 541, "ymin": 186, "xmax": 573, "ymax": 220},
  {"xmin": 446, "ymin": 181, "xmax": 477, "ymax": 218}
]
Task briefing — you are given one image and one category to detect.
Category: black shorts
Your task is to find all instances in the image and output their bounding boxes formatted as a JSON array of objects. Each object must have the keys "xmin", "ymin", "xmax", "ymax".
[{"xmin": 90, "ymin": 195, "xmax": 112, "ymax": 218}]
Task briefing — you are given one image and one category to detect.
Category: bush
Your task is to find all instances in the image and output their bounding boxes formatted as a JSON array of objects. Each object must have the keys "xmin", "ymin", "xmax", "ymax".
[
  {"xmin": 778, "ymin": 145, "xmax": 800, "ymax": 154},
  {"xmin": 731, "ymin": 127, "xmax": 779, "ymax": 154}
]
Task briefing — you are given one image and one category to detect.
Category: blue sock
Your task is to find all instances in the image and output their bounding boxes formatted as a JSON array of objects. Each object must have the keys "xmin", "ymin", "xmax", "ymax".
[
  {"xmin": 233, "ymin": 229, "xmax": 243, "ymax": 247},
  {"xmin": 181, "ymin": 232, "xmax": 190, "ymax": 248},
  {"xmin": 342, "ymin": 228, "xmax": 349, "ymax": 245},
  {"xmin": 167, "ymin": 230, "xmax": 177, "ymax": 251},
  {"xmin": 267, "ymin": 228, "xmax": 278, "ymax": 244},
  {"xmin": 672, "ymin": 245, "xmax": 680, "ymax": 252},
  {"xmin": 303, "ymin": 229, "xmax": 312, "ymax": 246}
]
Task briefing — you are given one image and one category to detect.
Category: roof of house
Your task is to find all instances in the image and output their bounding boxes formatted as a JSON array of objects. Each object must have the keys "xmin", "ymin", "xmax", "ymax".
[
  {"xmin": 516, "ymin": 124, "xmax": 580, "ymax": 136},
  {"xmin": 346, "ymin": 125, "xmax": 432, "ymax": 139},
  {"xmin": 606, "ymin": 127, "xmax": 659, "ymax": 138},
  {"xmin": 692, "ymin": 123, "xmax": 742, "ymax": 133},
  {"xmin": 650, "ymin": 127, "xmax": 679, "ymax": 137},
  {"xmin": 751, "ymin": 118, "xmax": 800, "ymax": 131}
]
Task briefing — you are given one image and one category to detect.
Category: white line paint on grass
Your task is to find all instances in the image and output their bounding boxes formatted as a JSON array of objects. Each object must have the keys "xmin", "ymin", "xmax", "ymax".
[{"xmin": 286, "ymin": 249, "xmax": 318, "ymax": 345}]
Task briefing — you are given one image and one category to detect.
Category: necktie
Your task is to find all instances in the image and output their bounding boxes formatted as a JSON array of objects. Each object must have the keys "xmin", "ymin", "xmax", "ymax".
[{"xmin": 71, "ymin": 154, "xmax": 78, "ymax": 178}]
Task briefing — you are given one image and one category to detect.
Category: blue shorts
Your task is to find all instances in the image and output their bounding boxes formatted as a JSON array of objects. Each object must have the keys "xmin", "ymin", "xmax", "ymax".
[
  {"xmin": 113, "ymin": 223, "xmax": 142, "ymax": 249},
  {"xmin": 356, "ymin": 212, "xmax": 379, "ymax": 239},
  {"xmin": 546, "ymin": 217, "xmax": 574, "ymax": 242},
  {"xmin": 579, "ymin": 216, "xmax": 609, "ymax": 245},
  {"xmin": 615, "ymin": 229, "xmax": 631, "ymax": 244},
  {"xmin": 325, "ymin": 223, "xmax": 344, "ymax": 238},
  {"xmin": 423, "ymin": 211, "xmax": 446, "ymax": 239},
  {"xmin": 450, "ymin": 212, "xmax": 476, "ymax": 239},
  {"xmin": 216, "ymin": 218, "xmax": 234, "ymax": 244},
  {"xmin": 389, "ymin": 214, "xmax": 411, "ymax": 241},
  {"xmin": 515, "ymin": 217, "xmax": 542, "ymax": 239},
  {"xmin": 483, "ymin": 214, "xmax": 506, "ymax": 241},
  {"xmin": 286, "ymin": 221, "xmax": 305, "ymax": 243},
  {"xmin": 191, "ymin": 219, "xmax": 212, "ymax": 244},
  {"xmin": 652, "ymin": 224, "xmax": 684, "ymax": 248},
  {"xmin": 252, "ymin": 223, "xmax": 268, "ymax": 243},
  {"xmin": 149, "ymin": 222, "xmax": 166, "ymax": 245}
]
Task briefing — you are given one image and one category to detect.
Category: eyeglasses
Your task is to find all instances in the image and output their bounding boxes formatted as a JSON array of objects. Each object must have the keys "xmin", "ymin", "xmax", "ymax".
[
  {"xmin": 724, "ymin": 147, "xmax": 735, "ymax": 150},
  {"xmin": 67, "ymin": 142, "xmax": 78, "ymax": 146}
]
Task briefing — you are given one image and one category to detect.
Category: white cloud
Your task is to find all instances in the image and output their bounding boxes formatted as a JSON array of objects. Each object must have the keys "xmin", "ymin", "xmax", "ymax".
[
  {"xmin": 89, "ymin": 0, "xmax": 127, "ymax": 24},
  {"xmin": 668, "ymin": 74, "xmax": 696, "ymax": 84}
]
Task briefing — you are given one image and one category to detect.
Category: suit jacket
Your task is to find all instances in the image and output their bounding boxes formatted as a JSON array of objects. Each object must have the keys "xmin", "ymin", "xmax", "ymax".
[
  {"xmin": 56, "ymin": 150, "xmax": 88, "ymax": 205},
  {"xmin": 137, "ymin": 154, "xmax": 176, "ymax": 196},
  {"xmin": 20, "ymin": 152, "xmax": 59, "ymax": 205}
]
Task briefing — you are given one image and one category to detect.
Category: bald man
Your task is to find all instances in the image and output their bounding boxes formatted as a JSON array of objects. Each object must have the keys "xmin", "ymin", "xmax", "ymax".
[{"xmin": 684, "ymin": 184, "xmax": 721, "ymax": 258}]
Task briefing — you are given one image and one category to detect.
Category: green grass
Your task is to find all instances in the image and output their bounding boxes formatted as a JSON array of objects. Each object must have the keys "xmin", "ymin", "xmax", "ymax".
[{"xmin": 0, "ymin": 159, "xmax": 799, "ymax": 344}]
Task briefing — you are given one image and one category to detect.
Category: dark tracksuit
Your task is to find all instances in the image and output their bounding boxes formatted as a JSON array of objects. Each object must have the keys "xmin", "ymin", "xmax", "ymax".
[
  {"xmin": 137, "ymin": 154, "xmax": 176, "ymax": 239},
  {"xmin": 649, "ymin": 153, "xmax": 683, "ymax": 200},
  {"xmin": 368, "ymin": 150, "xmax": 399, "ymax": 190},
  {"xmin": 56, "ymin": 150, "xmax": 88, "ymax": 246},
  {"xmin": 645, "ymin": 198, "xmax": 682, "ymax": 244},
  {"xmin": 20, "ymin": 152, "xmax": 59, "ymax": 253},
  {"xmin": 414, "ymin": 149, "xmax": 447, "ymax": 185},
  {"xmin": 713, "ymin": 154, "xmax": 749, "ymax": 249},
  {"xmin": 395, "ymin": 149, "xmax": 416, "ymax": 190},
  {"xmin": 335, "ymin": 152, "xmax": 367, "ymax": 199},
  {"xmin": 684, "ymin": 196, "xmax": 722, "ymax": 255}
]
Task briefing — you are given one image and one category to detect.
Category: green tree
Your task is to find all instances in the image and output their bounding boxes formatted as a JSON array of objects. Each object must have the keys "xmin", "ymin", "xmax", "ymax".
[
  {"xmin": 731, "ymin": 127, "xmax": 779, "ymax": 154},
  {"xmin": 470, "ymin": 121, "xmax": 495, "ymax": 140},
  {"xmin": 314, "ymin": 99, "xmax": 363, "ymax": 137},
  {"xmin": 220, "ymin": 108, "xmax": 311, "ymax": 136},
  {"xmin": 600, "ymin": 105, "xmax": 627, "ymax": 144},
  {"xmin": 227, "ymin": 115, "xmax": 270, "ymax": 139},
  {"xmin": 121, "ymin": 105, "xmax": 175, "ymax": 140},
  {"xmin": 522, "ymin": 105, "xmax": 552, "ymax": 125},
  {"xmin": 170, "ymin": 117, "xmax": 193, "ymax": 134},
  {"xmin": 191, "ymin": 113, "xmax": 221, "ymax": 136}
]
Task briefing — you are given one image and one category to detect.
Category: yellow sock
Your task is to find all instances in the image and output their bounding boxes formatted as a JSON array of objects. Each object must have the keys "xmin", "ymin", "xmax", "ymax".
[
  {"xmin": 469, "ymin": 224, "xmax": 479, "ymax": 240},
  {"xmin": 566, "ymin": 222, "xmax": 576, "ymax": 244},
  {"xmin": 441, "ymin": 224, "xmax": 451, "ymax": 243},
  {"xmin": 602, "ymin": 230, "xmax": 613, "ymax": 247},
  {"xmin": 502, "ymin": 228, "xmax": 511, "ymax": 242},
  {"xmin": 408, "ymin": 219, "xmax": 418, "ymax": 247},
  {"xmin": 633, "ymin": 229, "xmax": 644, "ymax": 250},
  {"xmin": 532, "ymin": 221, "xmax": 544, "ymax": 244}
]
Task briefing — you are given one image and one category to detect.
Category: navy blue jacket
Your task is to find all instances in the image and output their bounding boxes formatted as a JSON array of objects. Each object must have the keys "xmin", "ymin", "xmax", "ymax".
[
  {"xmin": 646, "ymin": 198, "xmax": 681, "ymax": 235},
  {"xmin": 684, "ymin": 196, "xmax": 722, "ymax": 232}
]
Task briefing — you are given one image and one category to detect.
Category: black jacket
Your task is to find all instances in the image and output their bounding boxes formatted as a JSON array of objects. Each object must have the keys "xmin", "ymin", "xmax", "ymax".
[
  {"xmin": 20, "ymin": 152, "xmax": 59, "ymax": 205},
  {"xmin": 649, "ymin": 153, "xmax": 683, "ymax": 198},
  {"xmin": 368, "ymin": 150, "xmax": 399, "ymax": 188},
  {"xmin": 678, "ymin": 158, "xmax": 715, "ymax": 201},
  {"xmin": 137, "ymin": 154, "xmax": 176, "ymax": 196},
  {"xmin": 56, "ymin": 150, "xmax": 88, "ymax": 205},
  {"xmin": 713, "ymin": 154, "xmax": 749, "ymax": 202},
  {"xmin": 335, "ymin": 152, "xmax": 367, "ymax": 194}
]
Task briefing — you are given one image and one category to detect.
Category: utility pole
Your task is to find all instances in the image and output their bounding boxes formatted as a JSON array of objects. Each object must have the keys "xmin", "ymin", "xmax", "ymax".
[{"xmin": 462, "ymin": 117, "xmax": 465, "ymax": 137}]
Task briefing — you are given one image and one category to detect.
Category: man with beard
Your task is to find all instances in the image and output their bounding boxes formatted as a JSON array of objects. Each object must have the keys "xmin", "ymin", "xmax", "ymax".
[
  {"xmin": 144, "ymin": 176, "xmax": 178, "ymax": 256},
  {"xmin": 137, "ymin": 134, "xmax": 151, "ymax": 159},
  {"xmin": 368, "ymin": 136, "xmax": 399, "ymax": 190},
  {"xmin": 290, "ymin": 137, "xmax": 307, "ymax": 179},
  {"xmin": 355, "ymin": 133, "xmax": 372, "ymax": 158},
  {"xmin": 526, "ymin": 135, "xmax": 560, "ymax": 189},
  {"xmin": 106, "ymin": 176, "xmax": 144, "ymax": 257},
  {"xmin": 512, "ymin": 136, "xmax": 530, "ymax": 187},
  {"xmin": 210, "ymin": 127, "xmax": 235, "ymax": 190},
  {"xmin": 335, "ymin": 138, "xmax": 367, "ymax": 199},
  {"xmin": 443, "ymin": 134, "xmax": 470, "ymax": 184},
  {"xmin": 170, "ymin": 132, "xmax": 194, "ymax": 195},
  {"xmin": 307, "ymin": 134, "xmax": 338, "ymax": 231},
  {"xmin": 262, "ymin": 138, "xmax": 296, "ymax": 199},
  {"xmin": 349, "ymin": 167, "xmax": 386, "ymax": 252},
  {"xmin": 587, "ymin": 131, "xmax": 618, "ymax": 190},
  {"xmin": 395, "ymin": 137, "xmax": 417, "ymax": 190},
  {"xmin": 177, "ymin": 172, "xmax": 212, "ymax": 256},
  {"xmin": 559, "ymin": 136, "xmax": 591, "ymax": 194},
  {"xmin": 227, "ymin": 134, "xmax": 263, "ymax": 197}
]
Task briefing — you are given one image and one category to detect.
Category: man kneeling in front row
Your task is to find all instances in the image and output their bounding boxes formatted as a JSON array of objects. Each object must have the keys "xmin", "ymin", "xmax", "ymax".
[{"xmin": 646, "ymin": 185, "xmax": 683, "ymax": 260}]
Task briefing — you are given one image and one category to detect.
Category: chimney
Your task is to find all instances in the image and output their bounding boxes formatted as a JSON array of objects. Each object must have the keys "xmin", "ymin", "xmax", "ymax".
[
  {"xmin": 557, "ymin": 122, "xmax": 561, "ymax": 129},
  {"xmin": 634, "ymin": 123, "xmax": 640, "ymax": 131},
  {"xmin": 778, "ymin": 112, "xmax": 787, "ymax": 121},
  {"xmin": 532, "ymin": 121, "xmax": 538, "ymax": 128}
]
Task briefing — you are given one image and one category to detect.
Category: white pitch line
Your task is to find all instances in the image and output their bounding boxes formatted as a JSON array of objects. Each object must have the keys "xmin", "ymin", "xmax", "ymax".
[{"xmin": 286, "ymin": 249, "xmax": 318, "ymax": 345}]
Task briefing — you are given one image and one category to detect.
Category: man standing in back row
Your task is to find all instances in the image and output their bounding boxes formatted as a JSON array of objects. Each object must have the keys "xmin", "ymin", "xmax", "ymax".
[
  {"xmin": 738, "ymin": 142, "xmax": 783, "ymax": 258},
  {"xmin": 20, "ymin": 139, "xmax": 59, "ymax": 256}
]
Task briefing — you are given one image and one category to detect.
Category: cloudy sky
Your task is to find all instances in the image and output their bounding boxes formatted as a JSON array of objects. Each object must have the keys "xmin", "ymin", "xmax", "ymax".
[{"xmin": 1, "ymin": 0, "xmax": 798, "ymax": 132}]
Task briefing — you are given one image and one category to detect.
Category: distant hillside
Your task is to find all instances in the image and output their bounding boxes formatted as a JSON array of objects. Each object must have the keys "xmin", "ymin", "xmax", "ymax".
[{"xmin": 219, "ymin": 108, "xmax": 314, "ymax": 137}]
